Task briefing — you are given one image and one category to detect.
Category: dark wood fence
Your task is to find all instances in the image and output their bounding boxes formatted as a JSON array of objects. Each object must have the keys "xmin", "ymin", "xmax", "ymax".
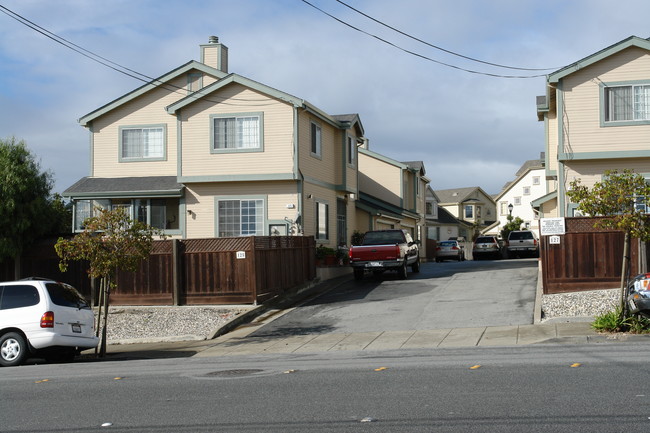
[
  {"xmin": 541, "ymin": 217, "xmax": 640, "ymax": 294},
  {"xmin": 0, "ymin": 236, "xmax": 316, "ymax": 305}
]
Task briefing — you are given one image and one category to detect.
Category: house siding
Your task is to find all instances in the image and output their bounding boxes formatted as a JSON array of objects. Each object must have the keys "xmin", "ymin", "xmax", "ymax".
[
  {"xmin": 184, "ymin": 181, "xmax": 297, "ymax": 238},
  {"xmin": 298, "ymin": 111, "xmax": 341, "ymax": 186},
  {"xmin": 560, "ymin": 47, "xmax": 650, "ymax": 155},
  {"xmin": 90, "ymin": 75, "xmax": 189, "ymax": 177},
  {"xmin": 358, "ymin": 152, "xmax": 402, "ymax": 207},
  {"xmin": 179, "ymin": 84, "xmax": 294, "ymax": 177}
]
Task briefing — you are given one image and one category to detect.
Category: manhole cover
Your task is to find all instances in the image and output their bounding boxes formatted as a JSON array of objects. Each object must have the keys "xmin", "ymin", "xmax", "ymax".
[{"xmin": 205, "ymin": 369, "xmax": 265, "ymax": 377}]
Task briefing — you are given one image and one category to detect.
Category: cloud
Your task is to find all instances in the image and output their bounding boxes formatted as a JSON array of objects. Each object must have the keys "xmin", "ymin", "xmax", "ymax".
[{"xmin": 1, "ymin": 0, "xmax": 649, "ymax": 196}]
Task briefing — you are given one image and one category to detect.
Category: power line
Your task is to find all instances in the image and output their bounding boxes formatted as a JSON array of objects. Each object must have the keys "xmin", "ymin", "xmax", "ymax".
[
  {"xmin": 299, "ymin": 0, "xmax": 550, "ymax": 78},
  {"xmin": 333, "ymin": 0, "xmax": 560, "ymax": 71},
  {"xmin": 0, "ymin": 4, "xmax": 279, "ymax": 107}
]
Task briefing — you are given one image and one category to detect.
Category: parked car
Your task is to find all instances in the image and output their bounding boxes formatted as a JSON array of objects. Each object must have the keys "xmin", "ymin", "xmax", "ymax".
[
  {"xmin": 627, "ymin": 273, "xmax": 650, "ymax": 318},
  {"xmin": 435, "ymin": 240, "xmax": 465, "ymax": 262},
  {"xmin": 506, "ymin": 230, "xmax": 539, "ymax": 258},
  {"xmin": 473, "ymin": 236, "xmax": 502, "ymax": 260},
  {"xmin": 0, "ymin": 278, "xmax": 98, "ymax": 367},
  {"xmin": 348, "ymin": 229, "xmax": 420, "ymax": 280}
]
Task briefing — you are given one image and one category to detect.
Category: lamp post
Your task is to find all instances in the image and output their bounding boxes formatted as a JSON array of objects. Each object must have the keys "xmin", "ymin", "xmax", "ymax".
[{"xmin": 508, "ymin": 203, "xmax": 513, "ymax": 216}]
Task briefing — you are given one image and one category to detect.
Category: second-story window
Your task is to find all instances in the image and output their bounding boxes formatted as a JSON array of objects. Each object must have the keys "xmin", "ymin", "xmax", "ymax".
[
  {"xmin": 605, "ymin": 84, "xmax": 650, "ymax": 122},
  {"xmin": 120, "ymin": 126, "xmax": 165, "ymax": 161},
  {"xmin": 347, "ymin": 136, "xmax": 355, "ymax": 166},
  {"xmin": 523, "ymin": 186, "xmax": 531, "ymax": 195},
  {"xmin": 465, "ymin": 205, "xmax": 473, "ymax": 219},
  {"xmin": 212, "ymin": 114, "xmax": 262, "ymax": 151},
  {"xmin": 311, "ymin": 122, "xmax": 322, "ymax": 157}
]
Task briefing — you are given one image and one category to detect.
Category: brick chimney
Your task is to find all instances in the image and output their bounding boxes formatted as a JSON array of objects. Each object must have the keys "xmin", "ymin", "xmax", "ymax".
[{"xmin": 200, "ymin": 36, "xmax": 228, "ymax": 73}]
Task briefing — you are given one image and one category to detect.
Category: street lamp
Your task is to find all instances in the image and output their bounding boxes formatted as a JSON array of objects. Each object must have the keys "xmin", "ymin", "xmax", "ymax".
[{"xmin": 508, "ymin": 203, "xmax": 513, "ymax": 216}]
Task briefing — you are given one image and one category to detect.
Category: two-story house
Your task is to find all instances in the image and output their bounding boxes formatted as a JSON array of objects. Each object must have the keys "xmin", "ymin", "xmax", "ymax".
[
  {"xmin": 488, "ymin": 155, "xmax": 546, "ymax": 236},
  {"xmin": 535, "ymin": 36, "xmax": 650, "ymax": 217},
  {"xmin": 425, "ymin": 186, "xmax": 471, "ymax": 242},
  {"xmin": 64, "ymin": 37, "xmax": 363, "ymax": 247},
  {"xmin": 355, "ymin": 148, "xmax": 428, "ymax": 249},
  {"xmin": 434, "ymin": 186, "xmax": 497, "ymax": 239}
]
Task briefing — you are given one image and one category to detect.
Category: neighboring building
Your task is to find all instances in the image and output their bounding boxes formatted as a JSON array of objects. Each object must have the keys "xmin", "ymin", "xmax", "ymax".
[
  {"xmin": 64, "ymin": 37, "xmax": 363, "ymax": 248},
  {"xmin": 425, "ymin": 186, "xmax": 472, "ymax": 241},
  {"xmin": 535, "ymin": 36, "xmax": 650, "ymax": 217},
  {"xmin": 356, "ymin": 148, "xmax": 429, "ymax": 251},
  {"xmin": 487, "ymin": 156, "xmax": 546, "ymax": 236},
  {"xmin": 434, "ymin": 186, "xmax": 497, "ymax": 238}
]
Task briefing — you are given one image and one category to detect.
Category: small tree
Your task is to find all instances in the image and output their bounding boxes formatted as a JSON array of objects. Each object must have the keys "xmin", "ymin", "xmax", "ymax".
[
  {"xmin": 500, "ymin": 214, "xmax": 524, "ymax": 241},
  {"xmin": 55, "ymin": 207, "xmax": 161, "ymax": 356},
  {"xmin": 567, "ymin": 169, "xmax": 650, "ymax": 319}
]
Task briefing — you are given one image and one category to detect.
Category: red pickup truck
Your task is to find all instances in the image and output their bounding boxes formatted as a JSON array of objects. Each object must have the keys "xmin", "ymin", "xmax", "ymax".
[{"xmin": 348, "ymin": 229, "xmax": 420, "ymax": 280}]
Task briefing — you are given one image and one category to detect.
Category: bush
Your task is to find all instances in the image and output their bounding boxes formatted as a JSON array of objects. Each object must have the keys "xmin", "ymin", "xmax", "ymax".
[{"xmin": 592, "ymin": 307, "xmax": 650, "ymax": 333}]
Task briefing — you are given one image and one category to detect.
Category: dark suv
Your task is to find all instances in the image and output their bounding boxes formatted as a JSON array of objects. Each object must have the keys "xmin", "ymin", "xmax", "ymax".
[{"xmin": 506, "ymin": 230, "xmax": 539, "ymax": 258}]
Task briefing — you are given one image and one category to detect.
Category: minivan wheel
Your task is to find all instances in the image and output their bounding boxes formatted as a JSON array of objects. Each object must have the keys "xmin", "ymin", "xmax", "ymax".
[{"xmin": 0, "ymin": 332, "xmax": 29, "ymax": 367}]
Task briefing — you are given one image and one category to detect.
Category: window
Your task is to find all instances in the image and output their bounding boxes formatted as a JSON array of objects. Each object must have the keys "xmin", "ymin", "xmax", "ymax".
[
  {"xmin": 532, "ymin": 176, "xmax": 540, "ymax": 185},
  {"xmin": 523, "ymin": 186, "xmax": 531, "ymax": 195},
  {"xmin": 74, "ymin": 199, "xmax": 110, "ymax": 231},
  {"xmin": 499, "ymin": 202, "xmax": 509, "ymax": 216},
  {"xmin": 316, "ymin": 201, "xmax": 328, "ymax": 240},
  {"xmin": 120, "ymin": 126, "xmax": 165, "ymax": 160},
  {"xmin": 426, "ymin": 201, "xmax": 433, "ymax": 215},
  {"xmin": 605, "ymin": 84, "xmax": 650, "ymax": 122},
  {"xmin": 347, "ymin": 136, "xmax": 356, "ymax": 166},
  {"xmin": 212, "ymin": 114, "xmax": 262, "ymax": 151},
  {"xmin": 217, "ymin": 199, "xmax": 264, "ymax": 237},
  {"xmin": 311, "ymin": 122, "xmax": 322, "ymax": 157},
  {"xmin": 75, "ymin": 198, "xmax": 178, "ymax": 232},
  {"xmin": 464, "ymin": 205, "xmax": 473, "ymax": 219},
  {"xmin": 514, "ymin": 196, "xmax": 522, "ymax": 205},
  {"xmin": 0, "ymin": 285, "xmax": 40, "ymax": 310}
]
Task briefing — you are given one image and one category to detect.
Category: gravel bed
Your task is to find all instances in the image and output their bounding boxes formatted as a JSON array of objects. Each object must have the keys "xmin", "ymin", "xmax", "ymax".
[
  {"xmin": 98, "ymin": 306, "xmax": 250, "ymax": 343},
  {"xmin": 541, "ymin": 288, "xmax": 619, "ymax": 321}
]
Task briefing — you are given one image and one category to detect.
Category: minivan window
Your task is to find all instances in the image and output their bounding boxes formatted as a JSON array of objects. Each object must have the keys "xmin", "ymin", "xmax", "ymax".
[
  {"xmin": 45, "ymin": 282, "xmax": 90, "ymax": 309},
  {"xmin": 509, "ymin": 231, "xmax": 534, "ymax": 240},
  {"xmin": 0, "ymin": 285, "xmax": 40, "ymax": 310}
]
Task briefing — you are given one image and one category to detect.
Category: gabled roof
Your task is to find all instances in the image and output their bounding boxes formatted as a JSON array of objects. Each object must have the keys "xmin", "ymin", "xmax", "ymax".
[
  {"xmin": 166, "ymin": 73, "xmax": 304, "ymax": 113},
  {"xmin": 434, "ymin": 186, "xmax": 493, "ymax": 204},
  {"xmin": 402, "ymin": 160, "xmax": 426, "ymax": 176},
  {"xmin": 78, "ymin": 61, "xmax": 228, "ymax": 126},
  {"xmin": 430, "ymin": 206, "xmax": 469, "ymax": 226},
  {"xmin": 494, "ymin": 158, "xmax": 545, "ymax": 201},
  {"xmin": 332, "ymin": 113, "xmax": 365, "ymax": 136},
  {"xmin": 548, "ymin": 35, "xmax": 650, "ymax": 83},
  {"xmin": 63, "ymin": 176, "xmax": 184, "ymax": 198}
]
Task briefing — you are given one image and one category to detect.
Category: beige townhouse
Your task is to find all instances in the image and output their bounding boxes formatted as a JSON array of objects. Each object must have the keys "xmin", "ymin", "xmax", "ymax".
[{"xmin": 535, "ymin": 36, "xmax": 650, "ymax": 217}]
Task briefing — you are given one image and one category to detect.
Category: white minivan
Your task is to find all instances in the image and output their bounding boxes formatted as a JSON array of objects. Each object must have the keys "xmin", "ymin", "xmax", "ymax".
[{"xmin": 0, "ymin": 278, "xmax": 98, "ymax": 366}]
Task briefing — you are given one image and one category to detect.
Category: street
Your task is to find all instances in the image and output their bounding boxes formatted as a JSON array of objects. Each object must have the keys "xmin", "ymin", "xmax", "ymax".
[{"xmin": 2, "ymin": 343, "xmax": 650, "ymax": 432}]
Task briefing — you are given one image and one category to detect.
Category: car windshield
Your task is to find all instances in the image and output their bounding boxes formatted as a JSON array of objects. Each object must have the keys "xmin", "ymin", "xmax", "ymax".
[
  {"xmin": 509, "ymin": 232, "xmax": 534, "ymax": 240},
  {"xmin": 362, "ymin": 231, "xmax": 405, "ymax": 245},
  {"xmin": 475, "ymin": 237, "xmax": 495, "ymax": 243},
  {"xmin": 46, "ymin": 282, "xmax": 90, "ymax": 309},
  {"xmin": 439, "ymin": 241, "xmax": 456, "ymax": 247}
]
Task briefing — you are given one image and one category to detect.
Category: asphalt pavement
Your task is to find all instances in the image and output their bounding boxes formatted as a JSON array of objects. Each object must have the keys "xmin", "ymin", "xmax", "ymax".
[{"xmin": 89, "ymin": 271, "xmax": 650, "ymax": 362}]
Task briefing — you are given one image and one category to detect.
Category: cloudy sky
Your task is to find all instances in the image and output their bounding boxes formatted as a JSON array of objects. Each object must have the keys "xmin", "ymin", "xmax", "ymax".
[{"xmin": 1, "ymin": 0, "xmax": 649, "ymax": 196}]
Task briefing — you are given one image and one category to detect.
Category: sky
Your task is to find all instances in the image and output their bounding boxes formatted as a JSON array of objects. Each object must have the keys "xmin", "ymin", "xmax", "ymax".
[{"xmin": 1, "ymin": 0, "xmax": 649, "ymax": 196}]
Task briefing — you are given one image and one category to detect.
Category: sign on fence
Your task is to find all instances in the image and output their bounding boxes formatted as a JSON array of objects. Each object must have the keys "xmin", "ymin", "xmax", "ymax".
[{"xmin": 540, "ymin": 217, "xmax": 566, "ymax": 236}]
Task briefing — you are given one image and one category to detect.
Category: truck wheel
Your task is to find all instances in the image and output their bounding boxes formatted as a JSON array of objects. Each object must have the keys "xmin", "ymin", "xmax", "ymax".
[
  {"xmin": 398, "ymin": 261, "xmax": 408, "ymax": 280},
  {"xmin": 353, "ymin": 268, "xmax": 364, "ymax": 281},
  {"xmin": 411, "ymin": 258, "xmax": 420, "ymax": 273}
]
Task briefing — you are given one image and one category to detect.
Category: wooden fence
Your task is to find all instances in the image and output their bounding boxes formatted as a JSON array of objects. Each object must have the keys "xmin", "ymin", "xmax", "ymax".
[
  {"xmin": 541, "ymin": 217, "xmax": 641, "ymax": 294},
  {"xmin": 0, "ymin": 236, "xmax": 316, "ymax": 305}
]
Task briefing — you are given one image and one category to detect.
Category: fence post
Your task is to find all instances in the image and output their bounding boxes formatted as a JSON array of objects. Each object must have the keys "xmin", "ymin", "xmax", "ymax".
[
  {"xmin": 250, "ymin": 236, "xmax": 258, "ymax": 305},
  {"xmin": 172, "ymin": 239, "xmax": 181, "ymax": 306}
]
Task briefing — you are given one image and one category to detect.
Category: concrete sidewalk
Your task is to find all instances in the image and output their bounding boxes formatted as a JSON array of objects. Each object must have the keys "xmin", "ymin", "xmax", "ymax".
[{"xmin": 97, "ymin": 317, "xmax": 650, "ymax": 361}]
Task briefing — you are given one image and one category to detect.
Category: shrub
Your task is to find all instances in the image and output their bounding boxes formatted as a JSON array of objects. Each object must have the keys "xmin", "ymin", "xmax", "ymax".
[{"xmin": 592, "ymin": 307, "xmax": 650, "ymax": 333}]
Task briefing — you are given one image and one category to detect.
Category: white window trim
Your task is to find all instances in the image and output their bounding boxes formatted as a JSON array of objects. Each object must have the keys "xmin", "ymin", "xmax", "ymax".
[{"xmin": 214, "ymin": 195, "xmax": 267, "ymax": 237}]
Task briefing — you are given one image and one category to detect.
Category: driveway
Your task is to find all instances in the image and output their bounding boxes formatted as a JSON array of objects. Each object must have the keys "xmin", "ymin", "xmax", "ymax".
[{"xmin": 250, "ymin": 258, "xmax": 539, "ymax": 338}]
